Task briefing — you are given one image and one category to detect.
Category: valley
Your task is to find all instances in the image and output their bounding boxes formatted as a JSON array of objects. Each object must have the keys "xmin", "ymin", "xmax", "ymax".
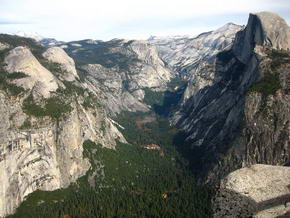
[
  {"xmin": 0, "ymin": 11, "xmax": 289, "ymax": 218},
  {"xmin": 8, "ymin": 110, "xmax": 213, "ymax": 218}
]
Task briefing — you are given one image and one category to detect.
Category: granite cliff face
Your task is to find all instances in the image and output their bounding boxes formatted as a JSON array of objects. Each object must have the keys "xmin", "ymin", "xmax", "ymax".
[
  {"xmin": 42, "ymin": 46, "xmax": 79, "ymax": 81},
  {"xmin": 0, "ymin": 35, "xmax": 126, "ymax": 217},
  {"xmin": 149, "ymin": 23, "xmax": 242, "ymax": 78},
  {"xmin": 63, "ymin": 39, "xmax": 174, "ymax": 115},
  {"xmin": 0, "ymin": 32, "xmax": 176, "ymax": 217},
  {"xmin": 0, "ymin": 92, "xmax": 126, "ymax": 216},
  {"xmin": 171, "ymin": 12, "xmax": 290, "ymax": 181},
  {"xmin": 4, "ymin": 46, "xmax": 59, "ymax": 98}
]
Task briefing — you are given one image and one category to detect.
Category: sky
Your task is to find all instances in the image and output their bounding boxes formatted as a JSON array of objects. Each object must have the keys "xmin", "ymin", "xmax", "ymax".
[{"xmin": 0, "ymin": 0, "xmax": 290, "ymax": 42}]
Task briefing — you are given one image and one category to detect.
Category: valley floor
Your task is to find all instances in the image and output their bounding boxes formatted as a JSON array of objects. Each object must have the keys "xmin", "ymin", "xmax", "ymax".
[{"xmin": 9, "ymin": 111, "xmax": 213, "ymax": 218}]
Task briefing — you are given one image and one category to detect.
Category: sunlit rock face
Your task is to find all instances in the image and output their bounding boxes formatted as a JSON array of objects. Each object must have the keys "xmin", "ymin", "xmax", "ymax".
[
  {"xmin": 0, "ymin": 89, "xmax": 126, "ymax": 217},
  {"xmin": 4, "ymin": 46, "xmax": 58, "ymax": 98},
  {"xmin": 255, "ymin": 12, "xmax": 290, "ymax": 50},
  {"xmin": 213, "ymin": 164, "xmax": 290, "ymax": 218},
  {"xmin": 233, "ymin": 11, "xmax": 290, "ymax": 63},
  {"xmin": 149, "ymin": 23, "xmax": 242, "ymax": 78},
  {"xmin": 0, "ymin": 102, "xmax": 89, "ymax": 216},
  {"xmin": 72, "ymin": 39, "xmax": 175, "ymax": 115},
  {"xmin": 43, "ymin": 46, "xmax": 79, "ymax": 81},
  {"xmin": 0, "ymin": 37, "xmax": 127, "ymax": 216}
]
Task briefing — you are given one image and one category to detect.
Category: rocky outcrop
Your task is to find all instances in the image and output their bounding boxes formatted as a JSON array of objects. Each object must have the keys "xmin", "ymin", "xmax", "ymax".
[
  {"xmin": 233, "ymin": 12, "xmax": 290, "ymax": 64},
  {"xmin": 213, "ymin": 164, "xmax": 290, "ymax": 218},
  {"xmin": 43, "ymin": 47, "xmax": 79, "ymax": 81},
  {"xmin": 4, "ymin": 46, "xmax": 59, "ymax": 98},
  {"xmin": 256, "ymin": 12, "xmax": 290, "ymax": 50},
  {"xmin": 242, "ymin": 90, "xmax": 289, "ymax": 165}
]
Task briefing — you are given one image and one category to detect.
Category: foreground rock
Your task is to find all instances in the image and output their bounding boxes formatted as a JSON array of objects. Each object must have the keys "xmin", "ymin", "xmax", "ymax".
[{"xmin": 213, "ymin": 164, "xmax": 290, "ymax": 217}]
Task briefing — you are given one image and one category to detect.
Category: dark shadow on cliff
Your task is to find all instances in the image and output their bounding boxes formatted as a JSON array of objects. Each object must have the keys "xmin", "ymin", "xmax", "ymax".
[
  {"xmin": 152, "ymin": 86, "xmax": 186, "ymax": 117},
  {"xmin": 169, "ymin": 44, "xmax": 261, "ymax": 183},
  {"xmin": 172, "ymin": 131, "xmax": 209, "ymax": 174},
  {"xmin": 171, "ymin": 47, "xmax": 290, "ymax": 183},
  {"xmin": 214, "ymin": 186, "xmax": 290, "ymax": 217}
]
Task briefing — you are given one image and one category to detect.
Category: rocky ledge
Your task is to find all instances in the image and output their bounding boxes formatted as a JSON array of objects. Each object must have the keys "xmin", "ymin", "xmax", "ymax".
[{"xmin": 213, "ymin": 164, "xmax": 290, "ymax": 218}]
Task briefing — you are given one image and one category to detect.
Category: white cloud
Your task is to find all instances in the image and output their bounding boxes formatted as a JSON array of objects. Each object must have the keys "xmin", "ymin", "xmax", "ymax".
[{"xmin": 0, "ymin": 0, "xmax": 289, "ymax": 40}]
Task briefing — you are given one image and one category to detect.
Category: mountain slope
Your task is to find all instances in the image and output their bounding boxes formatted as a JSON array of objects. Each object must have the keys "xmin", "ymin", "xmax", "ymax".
[
  {"xmin": 0, "ymin": 33, "xmax": 187, "ymax": 217},
  {"xmin": 0, "ymin": 34, "xmax": 126, "ymax": 217},
  {"xmin": 149, "ymin": 23, "xmax": 242, "ymax": 78},
  {"xmin": 171, "ymin": 12, "xmax": 290, "ymax": 182},
  {"xmin": 63, "ymin": 39, "xmax": 175, "ymax": 115}
]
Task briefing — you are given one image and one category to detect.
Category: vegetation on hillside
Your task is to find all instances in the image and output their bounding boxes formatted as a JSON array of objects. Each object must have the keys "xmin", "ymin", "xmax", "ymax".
[
  {"xmin": 248, "ymin": 71, "xmax": 281, "ymax": 96},
  {"xmin": 1, "ymin": 34, "xmax": 213, "ymax": 217},
  {"xmin": 10, "ymin": 111, "xmax": 213, "ymax": 218},
  {"xmin": 249, "ymin": 49, "xmax": 289, "ymax": 96},
  {"xmin": 10, "ymin": 127, "xmax": 211, "ymax": 218},
  {"xmin": 0, "ymin": 34, "xmax": 45, "ymax": 60},
  {"xmin": 23, "ymin": 94, "xmax": 72, "ymax": 120},
  {"xmin": 0, "ymin": 74, "xmax": 25, "ymax": 96},
  {"xmin": 0, "ymin": 49, "xmax": 26, "ymax": 96},
  {"xmin": 64, "ymin": 40, "xmax": 141, "ymax": 71}
]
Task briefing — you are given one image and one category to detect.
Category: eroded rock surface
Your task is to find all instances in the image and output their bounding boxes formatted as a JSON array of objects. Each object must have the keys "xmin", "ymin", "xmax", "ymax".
[
  {"xmin": 0, "ymin": 90, "xmax": 125, "ymax": 217},
  {"xmin": 43, "ymin": 47, "xmax": 79, "ymax": 81},
  {"xmin": 256, "ymin": 12, "xmax": 290, "ymax": 50},
  {"xmin": 4, "ymin": 46, "xmax": 58, "ymax": 98},
  {"xmin": 213, "ymin": 164, "xmax": 290, "ymax": 218},
  {"xmin": 71, "ymin": 39, "xmax": 174, "ymax": 115},
  {"xmin": 149, "ymin": 23, "xmax": 242, "ymax": 79}
]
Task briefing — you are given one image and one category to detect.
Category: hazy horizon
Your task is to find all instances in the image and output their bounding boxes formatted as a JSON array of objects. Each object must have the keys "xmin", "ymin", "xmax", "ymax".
[{"xmin": 1, "ymin": 0, "xmax": 290, "ymax": 42}]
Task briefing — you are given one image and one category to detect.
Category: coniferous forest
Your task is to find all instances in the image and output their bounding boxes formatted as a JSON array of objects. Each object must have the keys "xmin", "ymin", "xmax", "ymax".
[{"xmin": 9, "ymin": 91, "xmax": 213, "ymax": 218}]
